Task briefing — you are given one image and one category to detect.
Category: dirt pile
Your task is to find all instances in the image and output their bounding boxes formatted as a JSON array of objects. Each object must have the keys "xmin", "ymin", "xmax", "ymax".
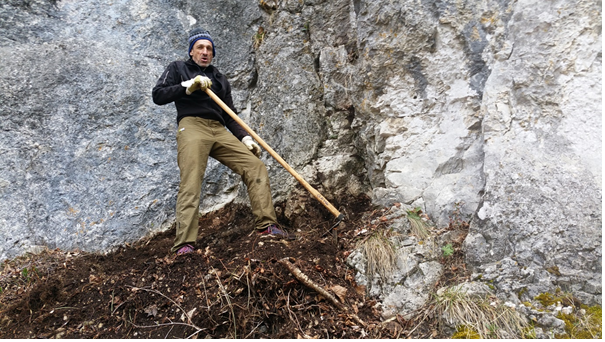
[{"xmin": 0, "ymin": 194, "xmax": 464, "ymax": 338}]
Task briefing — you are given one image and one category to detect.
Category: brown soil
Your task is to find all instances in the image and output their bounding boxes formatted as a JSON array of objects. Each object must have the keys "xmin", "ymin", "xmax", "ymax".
[{"xmin": 0, "ymin": 194, "xmax": 469, "ymax": 338}]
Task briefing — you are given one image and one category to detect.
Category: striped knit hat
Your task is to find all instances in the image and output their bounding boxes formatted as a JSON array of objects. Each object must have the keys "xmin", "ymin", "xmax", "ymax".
[{"xmin": 187, "ymin": 28, "xmax": 215, "ymax": 57}]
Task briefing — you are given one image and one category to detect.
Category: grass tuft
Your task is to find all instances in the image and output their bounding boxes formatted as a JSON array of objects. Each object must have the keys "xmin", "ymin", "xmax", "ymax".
[
  {"xmin": 433, "ymin": 285, "xmax": 527, "ymax": 339},
  {"xmin": 406, "ymin": 207, "xmax": 432, "ymax": 240},
  {"xmin": 361, "ymin": 232, "xmax": 396, "ymax": 281}
]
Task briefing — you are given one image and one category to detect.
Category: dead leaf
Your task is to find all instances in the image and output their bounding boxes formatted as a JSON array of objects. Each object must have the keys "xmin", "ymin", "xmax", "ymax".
[
  {"xmin": 329, "ymin": 285, "xmax": 347, "ymax": 303},
  {"xmin": 144, "ymin": 304, "xmax": 158, "ymax": 317},
  {"xmin": 354, "ymin": 285, "xmax": 366, "ymax": 296},
  {"xmin": 187, "ymin": 307, "xmax": 197, "ymax": 321},
  {"xmin": 180, "ymin": 307, "xmax": 196, "ymax": 323}
]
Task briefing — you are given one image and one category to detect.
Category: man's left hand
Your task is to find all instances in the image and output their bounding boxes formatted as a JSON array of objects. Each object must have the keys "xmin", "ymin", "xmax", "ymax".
[{"xmin": 242, "ymin": 136, "xmax": 261, "ymax": 158}]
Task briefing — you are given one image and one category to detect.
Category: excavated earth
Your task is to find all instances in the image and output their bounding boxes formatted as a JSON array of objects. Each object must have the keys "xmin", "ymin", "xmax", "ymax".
[{"xmin": 0, "ymin": 194, "xmax": 468, "ymax": 338}]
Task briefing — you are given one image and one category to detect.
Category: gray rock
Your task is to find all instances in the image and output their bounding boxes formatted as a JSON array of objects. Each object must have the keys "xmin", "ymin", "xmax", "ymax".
[
  {"xmin": 537, "ymin": 315, "xmax": 566, "ymax": 332},
  {"xmin": 465, "ymin": 0, "xmax": 602, "ymax": 305}
]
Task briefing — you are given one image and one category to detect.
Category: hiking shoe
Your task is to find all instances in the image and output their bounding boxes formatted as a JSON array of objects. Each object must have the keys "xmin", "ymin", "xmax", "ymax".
[
  {"xmin": 176, "ymin": 244, "xmax": 195, "ymax": 255},
  {"xmin": 258, "ymin": 224, "xmax": 295, "ymax": 240}
]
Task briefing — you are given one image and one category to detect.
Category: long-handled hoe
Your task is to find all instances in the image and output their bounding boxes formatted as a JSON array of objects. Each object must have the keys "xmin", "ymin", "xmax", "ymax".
[{"xmin": 205, "ymin": 88, "xmax": 345, "ymax": 227}]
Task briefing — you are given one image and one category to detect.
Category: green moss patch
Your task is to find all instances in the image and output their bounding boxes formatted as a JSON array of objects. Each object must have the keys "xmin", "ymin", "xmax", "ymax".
[{"xmin": 452, "ymin": 325, "xmax": 481, "ymax": 339}]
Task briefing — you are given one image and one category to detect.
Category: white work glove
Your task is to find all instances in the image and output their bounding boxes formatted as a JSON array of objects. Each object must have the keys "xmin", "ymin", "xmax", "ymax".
[
  {"xmin": 181, "ymin": 75, "xmax": 212, "ymax": 95},
  {"xmin": 242, "ymin": 136, "xmax": 261, "ymax": 158}
]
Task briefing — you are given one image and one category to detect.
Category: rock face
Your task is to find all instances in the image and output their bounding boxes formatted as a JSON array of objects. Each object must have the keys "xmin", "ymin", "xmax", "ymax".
[
  {"xmin": 464, "ymin": 0, "xmax": 602, "ymax": 306},
  {"xmin": 0, "ymin": 0, "xmax": 601, "ymax": 314}
]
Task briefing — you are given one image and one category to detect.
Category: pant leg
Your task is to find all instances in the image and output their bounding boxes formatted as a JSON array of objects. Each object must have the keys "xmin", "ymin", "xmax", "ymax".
[
  {"xmin": 209, "ymin": 127, "xmax": 277, "ymax": 230},
  {"xmin": 172, "ymin": 117, "xmax": 214, "ymax": 252}
]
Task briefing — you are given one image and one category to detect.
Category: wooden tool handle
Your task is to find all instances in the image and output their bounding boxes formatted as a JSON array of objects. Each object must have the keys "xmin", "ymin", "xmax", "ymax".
[{"xmin": 205, "ymin": 88, "xmax": 343, "ymax": 220}]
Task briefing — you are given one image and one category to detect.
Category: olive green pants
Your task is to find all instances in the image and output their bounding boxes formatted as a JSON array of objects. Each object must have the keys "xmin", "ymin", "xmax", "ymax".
[{"xmin": 172, "ymin": 117, "xmax": 277, "ymax": 252}]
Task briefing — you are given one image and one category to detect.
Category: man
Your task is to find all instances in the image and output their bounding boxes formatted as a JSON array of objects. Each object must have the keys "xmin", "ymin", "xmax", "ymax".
[{"xmin": 152, "ymin": 28, "xmax": 292, "ymax": 255}]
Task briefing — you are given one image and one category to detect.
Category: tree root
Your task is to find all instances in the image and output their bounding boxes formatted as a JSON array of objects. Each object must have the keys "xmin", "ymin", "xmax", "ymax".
[{"xmin": 278, "ymin": 257, "xmax": 366, "ymax": 327}]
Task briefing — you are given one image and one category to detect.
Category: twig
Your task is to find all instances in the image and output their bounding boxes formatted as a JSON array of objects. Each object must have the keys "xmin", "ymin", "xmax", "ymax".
[
  {"xmin": 278, "ymin": 257, "xmax": 366, "ymax": 327},
  {"xmin": 244, "ymin": 321, "xmax": 264, "ymax": 339},
  {"xmin": 111, "ymin": 301, "xmax": 127, "ymax": 315},
  {"xmin": 246, "ymin": 264, "xmax": 252, "ymax": 309},
  {"xmin": 214, "ymin": 270, "xmax": 237, "ymax": 338},
  {"xmin": 406, "ymin": 305, "xmax": 432, "ymax": 337},
  {"xmin": 286, "ymin": 289, "xmax": 305, "ymax": 336},
  {"xmin": 185, "ymin": 327, "xmax": 205, "ymax": 339},
  {"xmin": 110, "ymin": 290, "xmax": 114, "ymax": 313},
  {"xmin": 52, "ymin": 306, "xmax": 80, "ymax": 311},
  {"xmin": 128, "ymin": 320, "xmax": 204, "ymax": 333},
  {"xmin": 200, "ymin": 276, "xmax": 211, "ymax": 312},
  {"xmin": 165, "ymin": 325, "xmax": 174, "ymax": 339}
]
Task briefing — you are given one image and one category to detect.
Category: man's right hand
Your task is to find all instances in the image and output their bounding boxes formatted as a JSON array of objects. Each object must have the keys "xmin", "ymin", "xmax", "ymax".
[{"xmin": 181, "ymin": 75, "xmax": 212, "ymax": 95}]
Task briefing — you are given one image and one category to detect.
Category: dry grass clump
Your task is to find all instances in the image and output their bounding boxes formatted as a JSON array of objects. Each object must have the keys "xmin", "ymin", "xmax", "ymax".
[
  {"xmin": 433, "ymin": 285, "xmax": 527, "ymax": 339},
  {"xmin": 406, "ymin": 208, "xmax": 432, "ymax": 240},
  {"xmin": 361, "ymin": 232, "xmax": 397, "ymax": 281}
]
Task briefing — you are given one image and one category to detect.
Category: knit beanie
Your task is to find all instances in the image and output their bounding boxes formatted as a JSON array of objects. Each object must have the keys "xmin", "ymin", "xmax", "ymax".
[{"xmin": 187, "ymin": 28, "xmax": 216, "ymax": 57}]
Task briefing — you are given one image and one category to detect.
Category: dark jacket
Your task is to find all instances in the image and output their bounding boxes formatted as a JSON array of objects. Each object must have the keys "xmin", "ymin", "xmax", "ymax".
[{"xmin": 152, "ymin": 59, "xmax": 248, "ymax": 140}]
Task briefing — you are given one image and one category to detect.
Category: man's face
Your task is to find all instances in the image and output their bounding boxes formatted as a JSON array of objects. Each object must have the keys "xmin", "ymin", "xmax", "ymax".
[{"xmin": 190, "ymin": 39, "xmax": 213, "ymax": 67}]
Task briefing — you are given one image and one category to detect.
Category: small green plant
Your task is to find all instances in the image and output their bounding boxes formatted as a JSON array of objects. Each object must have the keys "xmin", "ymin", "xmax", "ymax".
[
  {"xmin": 20, "ymin": 265, "xmax": 39, "ymax": 285},
  {"xmin": 253, "ymin": 27, "xmax": 265, "ymax": 49},
  {"xmin": 517, "ymin": 287, "xmax": 528, "ymax": 301},
  {"xmin": 302, "ymin": 22, "xmax": 310, "ymax": 32},
  {"xmin": 441, "ymin": 244, "xmax": 454, "ymax": 257},
  {"xmin": 21, "ymin": 267, "xmax": 28, "ymax": 280},
  {"xmin": 522, "ymin": 323, "xmax": 538, "ymax": 339}
]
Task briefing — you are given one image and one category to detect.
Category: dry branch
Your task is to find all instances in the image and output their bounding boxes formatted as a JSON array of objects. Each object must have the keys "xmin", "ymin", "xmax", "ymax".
[
  {"xmin": 278, "ymin": 258, "xmax": 366, "ymax": 327},
  {"xmin": 213, "ymin": 269, "xmax": 238, "ymax": 338}
]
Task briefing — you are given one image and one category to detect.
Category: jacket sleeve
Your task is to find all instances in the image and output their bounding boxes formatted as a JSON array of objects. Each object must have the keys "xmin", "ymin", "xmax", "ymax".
[
  {"xmin": 152, "ymin": 62, "xmax": 187, "ymax": 105},
  {"xmin": 222, "ymin": 80, "xmax": 249, "ymax": 141}
]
